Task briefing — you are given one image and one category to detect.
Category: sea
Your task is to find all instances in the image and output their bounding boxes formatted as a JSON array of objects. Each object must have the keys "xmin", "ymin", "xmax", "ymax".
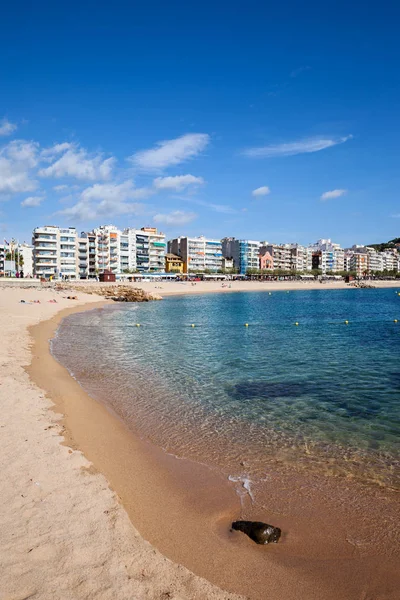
[{"xmin": 52, "ymin": 288, "xmax": 400, "ymax": 506}]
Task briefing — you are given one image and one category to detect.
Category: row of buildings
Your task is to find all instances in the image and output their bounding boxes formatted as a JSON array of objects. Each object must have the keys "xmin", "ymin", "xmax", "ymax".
[{"xmin": 2, "ymin": 226, "xmax": 399, "ymax": 279}]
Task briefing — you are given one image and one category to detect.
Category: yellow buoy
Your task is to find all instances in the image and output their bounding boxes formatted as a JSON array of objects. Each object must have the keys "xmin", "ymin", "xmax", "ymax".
[
  {"xmin": 295, "ymin": 322, "xmax": 299, "ymax": 326},
  {"xmin": 394, "ymin": 319, "xmax": 398, "ymax": 323},
  {"xmin": 136, "ymin": 323, "xmax": 141, "ymax": 327},
  {"xmin": 191, "ymin": 323, "xmax": 195, "ymax": 328},
  {"xmin": 344, "ymin": 320, "xmax": 349, "ymax": 324},
  {"xmin": 244, "ymin": 323, "xmax": 249, "ymax": 327}
]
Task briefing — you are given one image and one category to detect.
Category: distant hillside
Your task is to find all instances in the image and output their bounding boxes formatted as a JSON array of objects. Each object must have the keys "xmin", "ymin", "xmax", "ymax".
[{"xmin": 367, "ymin": 237, "xmax": 400, "ymax": 252}]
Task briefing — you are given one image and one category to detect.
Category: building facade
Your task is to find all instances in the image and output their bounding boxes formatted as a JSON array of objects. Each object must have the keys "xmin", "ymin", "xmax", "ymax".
[
  {"xmin": 222, "ymin": 238, "xmax": 260, "ymax": 274},
  {"xmin": 165, "ymin": 253, "xmax": 184, "ymax": 273},
  {"xmin": 33, "ymin": 226, "xmax": 79, "ymax": 279},
  {"xmin": 169, "ymin": 236, "xmax": 223, "ymax": 272}
]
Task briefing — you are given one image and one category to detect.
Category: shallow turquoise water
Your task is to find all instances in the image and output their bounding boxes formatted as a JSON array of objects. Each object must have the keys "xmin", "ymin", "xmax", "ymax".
[{"xmin": 53, "ymin": 289, "xmax": 400, "ymax": 489}]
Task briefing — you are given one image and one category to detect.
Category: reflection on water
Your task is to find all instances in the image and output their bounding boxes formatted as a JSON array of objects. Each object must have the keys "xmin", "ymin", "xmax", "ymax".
[{"xmin": 52, "ymin": 289, "xmax": 400, "ymax": 491}]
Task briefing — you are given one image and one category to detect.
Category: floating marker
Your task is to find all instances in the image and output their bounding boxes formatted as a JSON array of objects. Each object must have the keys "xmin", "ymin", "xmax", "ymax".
[
  {"xmin": 268, "ymin": 292, "xmax": 272, "ymax": 295},
  {"xmin": 244, "ymin": 323, "xmax": 249, "ymax": 327},
  {"xmin": 136, "ymin": 323, "xmax": 141, "ymax": 327},
  {"xmin": 344, "ymin": 320, "xmax": 349, "ymax": 324},
  {"xmin": 191, "ymin": 323, "xmax": 195, "ymax": 328},
  {"xmin": 295, "ymin": 322, "xmax": 299, "ymax": 326},
  {"xmin": 394, "ymin": 319, "xmax": 398, "ymax": 323}
]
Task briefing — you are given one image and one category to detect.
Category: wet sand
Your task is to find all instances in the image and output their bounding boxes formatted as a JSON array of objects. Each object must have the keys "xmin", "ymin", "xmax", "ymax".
[{"xmin": 28, "ymin": 300, "xmax": 400, "ymax": 599}]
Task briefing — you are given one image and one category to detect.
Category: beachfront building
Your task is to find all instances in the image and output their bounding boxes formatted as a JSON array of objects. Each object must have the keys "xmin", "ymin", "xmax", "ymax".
[
  {"xmin": 259, "ymin": 243, "xmax": 292, "ymax": 272},
  {"xmin": 33, "ymin": 226, "xmax": 79, "ymax": 279},
  {"xmin": 221, "ymin": 256, "xmax": 234, "ymax": 271},
  {"xmin": 289, "ymin": 244, "xmax": 313, "ymax": 272},
  {"xmin": 259, "ymin": 247, "xmax": 273, "ymax": 270},
  {"xmin": 222, "ymin": 238, "xmax": 259, "ymax": 275},
  {"xmin": 309, "ymin": 239, "xmax": 345, "ymax": 273},
  {"xmin": 165, "ymin": 253, "xmax": 184, "ymax": 273},
  {"xmin": 0, "ymin": 242, "xmax": 33, "ymax": 277},
  {"xmin": 344, "ymin": 245, "xmax": 400, "ymax": 276},
  {"xmin": 79, "ymin": 225, "xmax": 166, "ymax": 276},
  {"xmin": 140, "ymin": 227, "xmax": 166, "ymax": 272},
  {"xmin": 169, "ymin": 236, "xmax": 223, "ymax": 273}
]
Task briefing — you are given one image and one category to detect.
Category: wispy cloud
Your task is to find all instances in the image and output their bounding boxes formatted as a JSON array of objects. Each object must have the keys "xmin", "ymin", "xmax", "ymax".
[
  {"xmin": 290, "ymin": 66, "xmax": 311, "ymax": 78},
  {"xmin": 243, "ymin": 135, "xmax": 353, "ymax": 158},
  {"xmin": 391, "ymin": 213, "xmax": 400, "ymax": 218},
  {"xmin": 252, "ymin": 186, "xmax": 270, "ymax": 197},
  {"xmin": 39, "ymin": 143, "xmax": 115, "ymax": 181},
  {"xmin": 130, "ymin": 133, "xmax": 210, "ymax": 171},
  {"xmin": 320, "ymin": 189, "xmax": 347, "ymax": 201},
  {"xmin": 21, "ymin": 195, "xmax": 44, "ymax": 207},
  {"xmin": 58, "ymin": 180, "xmax": 149, "ymax": 221},
  {"xmin": 0, "ymin": 118, "xmax": 17, "ymax": 137},
  {"xmin": 153, "ymin": 174, "xmax": 204, "ymax": 191},
  {"xmin": 178, "ymin": 195, "xmax": 237, "ymax": 214},
  {"xmin": 153, "ymin": 210, "xmax": 197, "ymax": 226}
]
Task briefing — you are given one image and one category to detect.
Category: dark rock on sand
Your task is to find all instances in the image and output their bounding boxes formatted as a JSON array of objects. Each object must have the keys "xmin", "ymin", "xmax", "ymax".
[{"xmin": 231, "ymin": 520, "xmax": 281, "ymax": 545}]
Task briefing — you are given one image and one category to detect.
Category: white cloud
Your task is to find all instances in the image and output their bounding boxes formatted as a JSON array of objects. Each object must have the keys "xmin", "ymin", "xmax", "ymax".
[
  {"xmin": 252, "ymin": 186, "xmax": 270, "ymax": 197},
  {"xmin": 153, "ymin": 210, "xmax": 197, "ymax": 226},
  {"xmin": 53, "ymin": 184, "xmax": 69, "ymax": 192},
  {"xmin": 21, "ymin": 195, "xmax": 44, "ymax": 207},
  {"xmin": 41, "ymin": 142, "xmax": 74, "ymax": 157},
  {"xmin": 320, "ymin": 189, "xmax": 347, "ymax": 201},
  {"xmin": 58, "ymin": 180, "xmax": 149, "ymax": 222},
  {"xmin": 130, "ymin": 133, "xmax": 210, "ymax": 170},
  {"xmin": 0, "ymin": 140, "xmax": 39, "ymax": 194},
  {"xmin": 243, "ymin": 135, "xmax": 352, "ymax": 158},
  {"xmin": 391, "ymin": 213, "xmax": 400, "ymax": 218},
  {"xmin": 39, "ymin": 144, "xmax": 115, "ymax": 181},
  {"xmin": 80, "ymin": 180, "xmax": 152, "ymax": 202},
  {"xmin": 0, "ymin": 118, "xmax": 17, "ymax": 137},
  {"xmin": 153, "ymin": 174, "xmax": 205, "ymax": 191}
]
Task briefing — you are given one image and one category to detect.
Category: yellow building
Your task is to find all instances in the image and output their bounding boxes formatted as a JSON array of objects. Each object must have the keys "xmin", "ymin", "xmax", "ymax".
[{"xmin": 165, "ymin": 253, "xmax": 184, "ymax": 273}]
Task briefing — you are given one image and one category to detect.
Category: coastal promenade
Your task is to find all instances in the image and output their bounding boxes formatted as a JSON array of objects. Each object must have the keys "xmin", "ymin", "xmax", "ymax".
[{"xmin": 0, "ymin": 286, "xmax": 242, "ymax": 600}]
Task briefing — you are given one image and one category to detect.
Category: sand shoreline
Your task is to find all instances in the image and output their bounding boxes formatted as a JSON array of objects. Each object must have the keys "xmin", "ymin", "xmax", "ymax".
[
  {"xmin": 2, "ymin": 286, "xmax": 400, "ymax": 599},
  {"xmin": 0, "ymin": 288, "xmax": 243, "ymax": 600},
  {"xmin": 59, "ymin": 277, "xmax": 400, "ymax": 299}
]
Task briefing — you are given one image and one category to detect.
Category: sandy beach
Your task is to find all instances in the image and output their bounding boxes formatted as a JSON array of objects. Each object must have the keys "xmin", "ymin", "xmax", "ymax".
[
  {"xmin": 0, "ymin": 286, "xmax": 243, "ymax": 600},
  {"xmin": 1, "ymin": 281, "xmax": 399, "ymax": 600},
  {"xmin": 60, "ymin": 277, "xmax": 400, "ymax": 298}
]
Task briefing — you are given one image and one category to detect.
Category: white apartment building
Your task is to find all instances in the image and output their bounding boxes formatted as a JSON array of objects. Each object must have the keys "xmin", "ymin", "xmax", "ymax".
[
  {"xmin": 345, "ymin": 245, "xmax": 400, "ymax": 275},
  {"xmin": 310, "ymin": 239, "xmax": 345, "ymax": 273},
  {"xmin": 289, "ymin": 244, "xmax": 313, "ymax": 272},
  {"xmin": 79, "ymin": 225, "xmax": 166, "ymax": 276},
  {"xmin": 169, "ymin": 236, "xmax": 223, "ymax": 272},
  {"xmin": 33, "ymin": 226, "xmax": 78, "ymax": 279},
  {"xmin": 221, "ymin": 238, "xmax": 259, "ymax": 274}
]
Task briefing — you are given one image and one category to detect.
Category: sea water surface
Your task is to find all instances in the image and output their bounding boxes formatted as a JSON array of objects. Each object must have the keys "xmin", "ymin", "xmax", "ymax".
[{"xmin": 53, "ymin": 289, "xmax": 400, "ymax": 496}]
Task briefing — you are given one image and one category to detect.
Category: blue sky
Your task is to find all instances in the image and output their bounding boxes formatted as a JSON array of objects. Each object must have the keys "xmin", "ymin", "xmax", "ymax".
[{"xmin": 1, "ymin": 0, "xmax": 399, "ymax": 247}]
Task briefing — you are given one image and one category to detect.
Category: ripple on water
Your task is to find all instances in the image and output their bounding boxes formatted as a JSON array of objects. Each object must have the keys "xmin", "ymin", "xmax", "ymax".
[{"xmin": 52, "ymin": 289, "xmax": 400, "ymax": 492}]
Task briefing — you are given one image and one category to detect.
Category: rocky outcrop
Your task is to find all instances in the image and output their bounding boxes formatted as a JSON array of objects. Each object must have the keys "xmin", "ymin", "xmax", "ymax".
[
  {"xmin": 231, "ymin": 521, "xmax": 281, "ymax": 545},
  {"xmin": 54, "ymin": 283, "xmax": 162, "ymax": 302}
]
